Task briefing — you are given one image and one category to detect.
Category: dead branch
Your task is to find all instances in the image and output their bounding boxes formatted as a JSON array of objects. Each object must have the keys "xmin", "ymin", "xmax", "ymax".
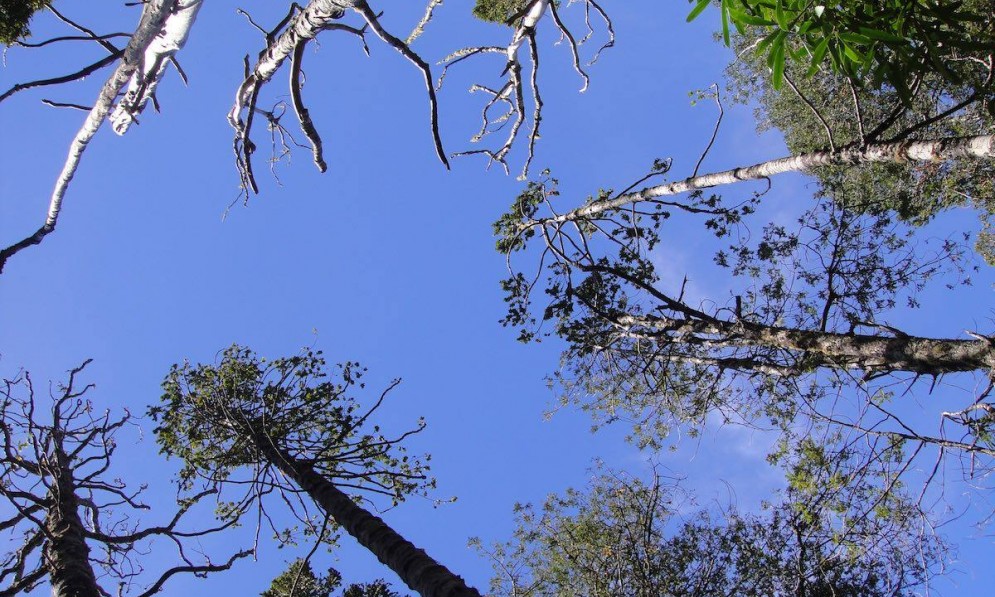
[
  {"xmin": 439, "ymin": 0, "xmax": 612, "ymax": 179},
  {"xmin": 230, "ymin": 0, "xmax": 447, "ymax": 196},
  {"xmin": 110, "ymin": 0, "xmax": 204, "ymax": 135},
  {"xmin": 0, "ymin": 363, "xmax": 250, "ymax": 595},
  {"xmin": 0, "ymin": 0, "xmax": 180, "ymax": 276},
  {"xmin": 407, "ymin": 0, "xmax": 444, "ymax": 45}
]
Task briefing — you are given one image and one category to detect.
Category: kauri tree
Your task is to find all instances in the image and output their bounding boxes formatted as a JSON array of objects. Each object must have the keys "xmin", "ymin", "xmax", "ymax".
[{"xmin": 151, "ymin": 345, "xmax": 480, "ymax": 597}]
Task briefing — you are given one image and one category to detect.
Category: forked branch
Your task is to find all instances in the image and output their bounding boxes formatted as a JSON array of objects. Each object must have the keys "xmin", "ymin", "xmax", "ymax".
[
  {"xmin": 439, "ymin": 0, "xmax": 613, "ymax": 179},
  {"xmin": 229, "ymin": 0, "xmax": 448, "ymax": 195},
  {"xmin": 0, "ymin": 0, "xmax": 180, "ymax": 276}
]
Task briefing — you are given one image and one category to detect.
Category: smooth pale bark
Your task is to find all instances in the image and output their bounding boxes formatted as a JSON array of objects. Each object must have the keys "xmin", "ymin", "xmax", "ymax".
[
  {"xmin": 618, "ymin": 314, "xmax": 995, "ymax": 375},
  {"xmin": 229, "ymin": 0, "xmax": 356, "ymax": 128},
  {"xmin": 44, "ymin": 447, "xmax": 101, "ymax": 597},
  {"xmin": 252, "ymin": 438, "xmax": 481, "ymax": 597},
  {"xmin": 0, "ymin": 0, "xmax": 178, "ymax": 274},
  {"xmin": 111, "ymin": 0, "xmax": 204, "ymax": 134},
  {"xmin": 507, "ymin": 0, "xmax": 548, "ymax": 61},
  {"xmin": 536, "ymin": 134, "xmax": 995, "ymax": 226}
]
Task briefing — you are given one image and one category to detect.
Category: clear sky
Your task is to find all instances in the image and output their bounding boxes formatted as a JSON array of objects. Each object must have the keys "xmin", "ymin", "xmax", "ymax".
[{"xmin": 0, "ymin": 1, "xmax": 992, "ymax": 595}]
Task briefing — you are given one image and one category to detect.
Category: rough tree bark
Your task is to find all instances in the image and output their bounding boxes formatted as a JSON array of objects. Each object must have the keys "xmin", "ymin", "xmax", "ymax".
[
  {"xmin": 43, "ymin": 443, "xmax": 101, "ymax": 597},
  {"xmin": 617, "ymin": 313, "xmax": 995, "ymax": 376},
  {"xmin": 250, "ymin": 435, "xmax": 481, "ymax": 597}
]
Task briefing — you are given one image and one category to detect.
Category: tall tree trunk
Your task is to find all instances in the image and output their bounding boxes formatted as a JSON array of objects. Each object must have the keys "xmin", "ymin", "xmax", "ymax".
[
  {"xmin": 252, "ymin": 438, "xmax": 481, "ymax": 597},
  {"xmin": 43, "ymin": 447, "xmax": 101, "ymax": 597}
]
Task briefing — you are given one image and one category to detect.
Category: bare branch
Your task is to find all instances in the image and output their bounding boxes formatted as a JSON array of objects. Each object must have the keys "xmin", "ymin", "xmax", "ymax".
[
  {"xmin": 442, "ymin": 0, "xmax": 612, "ymax": 179},
  {"xmin": 407, "ymin": 0, "xmax": 444, "ymax": 45},
  {"xmin": 0, "ymin": 0, "xmax": 180, "ymax": 275},
  {"xmin": 524, "ymin": 134, "xmax": 995, "ymax": 230}
]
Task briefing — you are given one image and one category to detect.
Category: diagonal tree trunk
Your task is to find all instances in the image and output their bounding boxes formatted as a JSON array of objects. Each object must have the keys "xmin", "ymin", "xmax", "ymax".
[
  {"xmin": 528, "ymin": 134, "xmax": 995, "ymax": 229},
  {"xmin": 0, "ymin": 0, "xmax": 179, "ymax": 275},
  {"xmin": 251, "ymin": 437, "xmax": 481, "ymax": 597},
  {"xmin": 618, "ymin": 313, "xmax": 995, "ymax": 376},
  {"xmin": 110, "ymin": 0, "xmax": 204, "ymax": 134}
]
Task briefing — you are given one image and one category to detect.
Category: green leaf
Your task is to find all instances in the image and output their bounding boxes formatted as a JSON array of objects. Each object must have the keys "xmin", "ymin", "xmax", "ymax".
[
  {"xmin": 775, "ymin": 0, "xmax": 788, "ymax": 30},
  {"xmin": 721, "ymin": 0, "xmax": 731, "ymax": 46},
  {"xmin": 686, "ymin": 0, "xmax": 710, "ymax": 23},
  {"xmin": 755, "ymin": 29, "xmax": 780, "ymax": 57},
  {"xmin": 841, "ymin": 42, "xmax": 863, "ymax": 64},
  {"xmin": 808, "ymin": 36, "xmax": 829, "ymax": 70},
  {"xmin": 771, "ymin": 39, "xmax": 786, "ymax": 89},
  {"xmin": 727, "ymin": 9, "xmax": 776, "ymax": 27},
  {"xmin": 857, "ymin": 27, "xmax": 905, "ymax": 43}
]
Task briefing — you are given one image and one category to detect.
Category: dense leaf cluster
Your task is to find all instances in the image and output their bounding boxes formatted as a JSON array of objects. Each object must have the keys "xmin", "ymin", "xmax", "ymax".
[
  {"xmin": 725, "ymin": 20, "xmax": 995, "ymax": 259},
  {"xmin": 151, "ymin": 345, "xmax": 433, "ymax": 508},
  {"xmin": 692, "ymin": 0, "xmax": 995, "ymax": 99},
  {"xmin": 0, "ymin": 0, "xmax": 48, "ymax": 45},
  {"xmin": 477, "ymin": 455, "xmax": 939, "ymax": 596},
  {"xmin": 262, "ymin": 560, "xmax": 402, "ymax": 597},
  {"xmin": 472, "ymin": 0, "xmax": 532, "ymax": 25}
]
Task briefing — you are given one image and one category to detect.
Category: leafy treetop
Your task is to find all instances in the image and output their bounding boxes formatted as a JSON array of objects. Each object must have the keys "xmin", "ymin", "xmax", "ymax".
[
  {"xmin": 151, "ymin": 345, "xmax": 433, "ymax": 508},
  {"xmin": 476, "ymin": 454, "xmax": 941, "ymax": 596},
  {"xmin": 262, "ymin": 559, "xmax": 403, "ymax": 597},
  {"xmin": 473, "ymin": 0, "xmax": 531, "ymax": 25},
  {"xmin": 691, "ymin": 0, "xmax": 995, "ymax": 99},
  {"xmin": 0, "ymin": 0, "xmax": 49, "ymax": 45}
]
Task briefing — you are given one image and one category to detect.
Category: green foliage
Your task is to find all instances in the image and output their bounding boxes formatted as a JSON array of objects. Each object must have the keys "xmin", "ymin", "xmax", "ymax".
[
  {"xmin": 262, "ymin": 560, "xmax": 402, "ymax": 597},
  {"xmin": 151, "ymin": 345, "xmax": 433, "ymax": 507},
  {"xmin": 690, "ymin": 0, "xmax": 995, "ymax": 97},
  {"xmin": 493, "ymin": 173, "xmax": 554, "ymax": 254},
  {"xmin": 341, "ymin": 580, "xmax": 401, "ymax": 597},
  {"xmin": 263, "ymin": 560, "xmax": 342, "ymax": 597},
  {"xmin": 0, "ymin": 0, "xmax": 48, "ymax": 45},
  {"xmin": 725, "ymin": 20, "xmax": 994, "ymax": 259},
  {"xmin": 472, "ymin": 0, "xmax": 531, "ymax": 25},
  {"xmin": 477, "ymin": 462, "xmax": 941, "ymax": 596}
]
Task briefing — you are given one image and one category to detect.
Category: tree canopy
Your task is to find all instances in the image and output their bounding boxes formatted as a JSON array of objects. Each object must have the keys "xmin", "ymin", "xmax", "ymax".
[
  {"xmin": 1, "ymin": 0, "xmax": 994, "ymax": 594},
  {"xmin": 153, "ymin": 346, "xmax": 480, "ymax": 596},
  {"xmin": 262, "ymin": 559, "xmax": 402, "ymax": 597},
  {"xmin": 475, "ymin": 456, "xmax": 940, "ymax": 596},
  {"xmin": 692, "ymin": 0, "xmax": 995, "ymax": 98},
  {"xmin": 0, "ymin": 0, "xmax": 48, "ymax": 45}
]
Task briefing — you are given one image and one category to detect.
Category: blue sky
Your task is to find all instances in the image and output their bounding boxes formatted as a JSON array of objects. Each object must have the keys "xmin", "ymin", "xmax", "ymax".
[{"xmin": 1, "ymin": 1, "xmax": 993, "ymax": 594}]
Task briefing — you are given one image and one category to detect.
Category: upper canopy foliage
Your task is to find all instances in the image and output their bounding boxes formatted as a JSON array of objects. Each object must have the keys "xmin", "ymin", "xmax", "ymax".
[
  {"xmin": 724, "ymin": 17, "xmax": 995, "ymax": 259},
  {"xmin": 0, "ymin": 0, "xmax": 48, "ymax": 45},
  {"xmin": 476, "ymin": 455, "xmax": 940, "ymax": 596},
  {"xmin": 472, "ymin": 0, "xmax": 531, "ymax": 24},
  {"xmin": 152, "ymin": 345, "xmax": 433, "ymax": 508},
  {"xmin": 491, "ymin": 2, "xmax": 994, "ymax": 536},
  {"xmin": 692, "ymin": 0, "xmax": 995, "ymax": 100},
  {"xmin": 261, "ymin": 559, "xmax": 401, "ymax": 597},
  {"xmin": 3, "ymin": 0, "xmax": 995, "ymax": 591}
]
